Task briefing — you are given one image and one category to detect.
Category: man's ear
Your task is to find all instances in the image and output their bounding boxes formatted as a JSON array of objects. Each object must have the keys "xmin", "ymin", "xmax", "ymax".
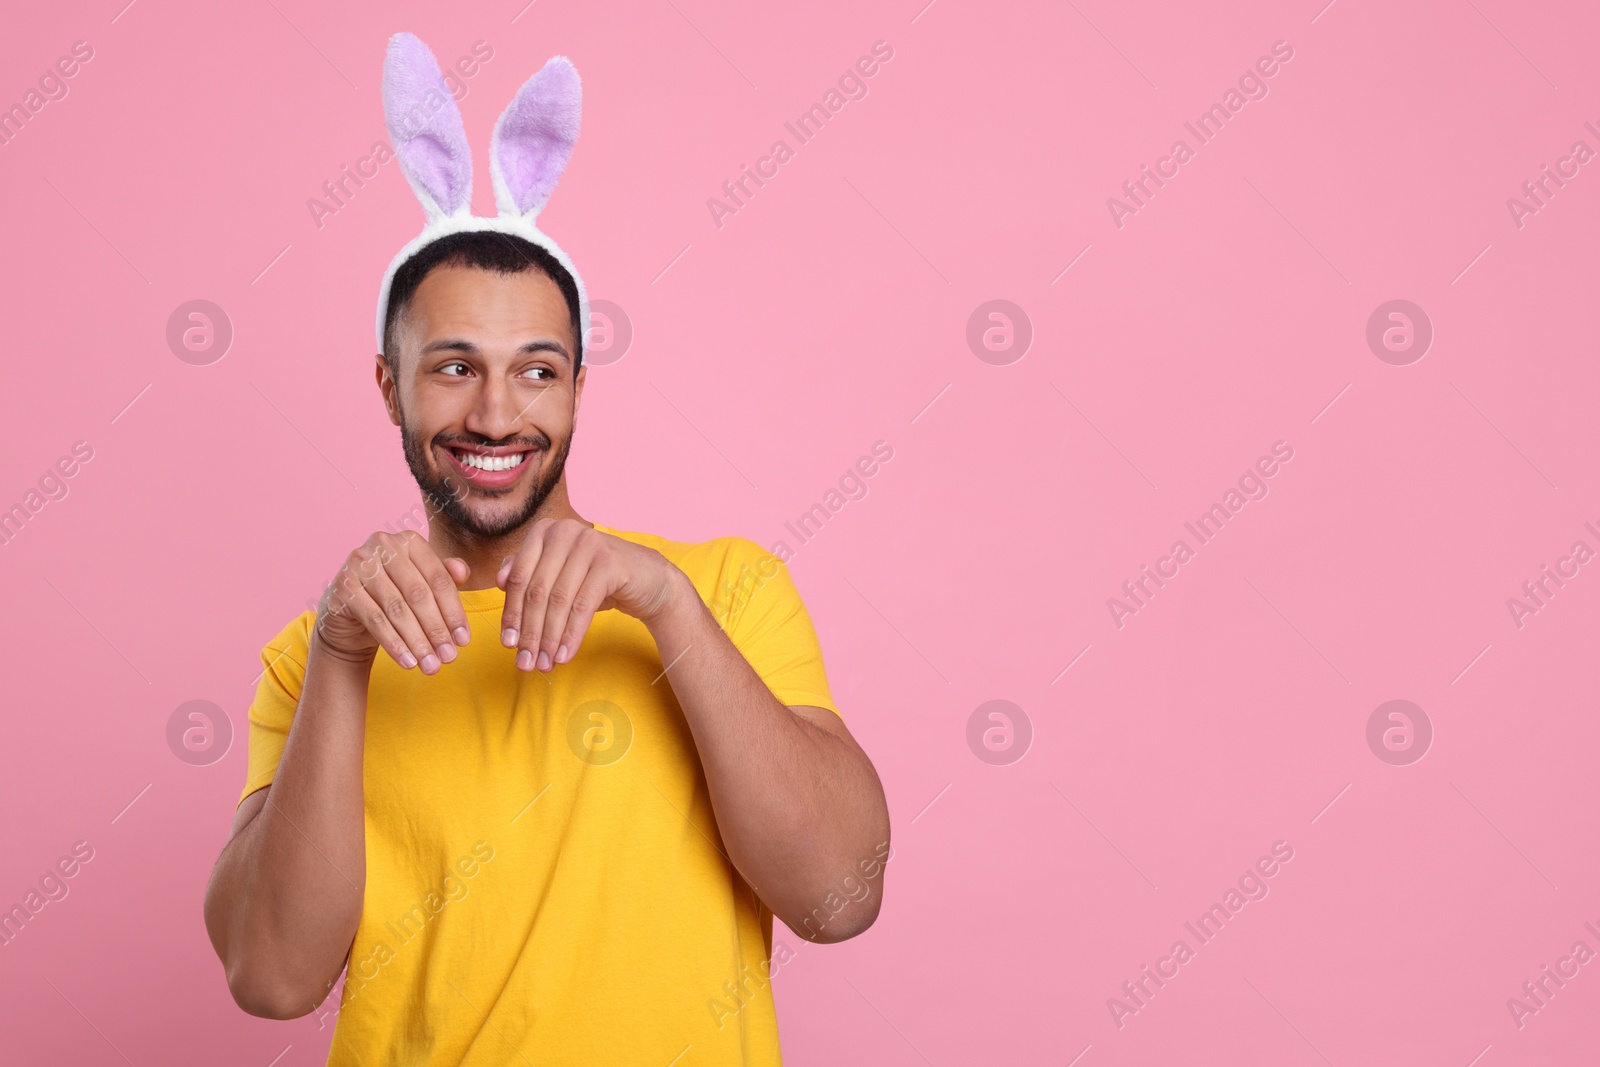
[
  {"xmin": 376, "ymin": 352, "xmax": 402, "ymax": 427},
  {"xmin": 571, "ymin": 363, "xmax": 586, "ymax": 421}
]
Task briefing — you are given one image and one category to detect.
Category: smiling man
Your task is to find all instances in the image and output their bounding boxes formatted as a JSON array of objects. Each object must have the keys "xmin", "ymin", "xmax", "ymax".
[{"xmin": 202, "ymin": 34, "xmax": 890, "ymax": 1067}]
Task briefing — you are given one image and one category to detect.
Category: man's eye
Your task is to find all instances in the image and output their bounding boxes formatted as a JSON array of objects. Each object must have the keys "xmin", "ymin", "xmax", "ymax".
[
  {"xmin": 441, "ymin": 362, "xmax": 470, "ymax": 376},
  {"xmin": 523, "ymin": 366, "xmax": 554, "ymax": 381}
]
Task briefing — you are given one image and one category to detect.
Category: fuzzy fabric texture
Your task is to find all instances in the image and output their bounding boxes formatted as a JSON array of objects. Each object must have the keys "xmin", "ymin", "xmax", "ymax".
[
  {"xmin": 375, "ymin": 33, "xmax": 587, "ymax": 354},
  {"xmin": 382, "ymin": 33, "xmax": 474, "ymax": 221},
  {"xmin": 492, "ymin": 56, "xmax": 581, "ymax": 218}
]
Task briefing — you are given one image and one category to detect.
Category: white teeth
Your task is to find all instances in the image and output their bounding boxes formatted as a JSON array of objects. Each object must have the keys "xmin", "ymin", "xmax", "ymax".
[{"xmin": 458, "ymin": 451, "xmax": 526, "ymax": 472}]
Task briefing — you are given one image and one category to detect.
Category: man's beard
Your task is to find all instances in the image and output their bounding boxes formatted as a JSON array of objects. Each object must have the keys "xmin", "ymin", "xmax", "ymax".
[{"xmin": 399, "ymin": 411, "xmax": 572, "ymax": 541}]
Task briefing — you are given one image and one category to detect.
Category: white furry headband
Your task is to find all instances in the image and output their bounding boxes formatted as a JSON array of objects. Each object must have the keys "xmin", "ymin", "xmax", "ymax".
[{"xmin": 375, "ymin": 32, "xmax": 588, "ymax": 354}]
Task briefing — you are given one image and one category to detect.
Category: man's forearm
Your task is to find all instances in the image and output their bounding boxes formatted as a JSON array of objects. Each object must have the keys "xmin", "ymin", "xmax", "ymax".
[
  {"xmin": 203, "ymin": 633, "xmax": 371, "ymax": 1017},
  {"xmin": 644, "ymin": 574, "xmax": 891, "ymax": 940}
]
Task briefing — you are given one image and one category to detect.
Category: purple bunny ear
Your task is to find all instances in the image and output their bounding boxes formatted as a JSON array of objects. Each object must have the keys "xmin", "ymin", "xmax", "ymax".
[
  {"xmin": 491, "ymin": 55, "xmax": 581, "ymax": 218},
  {"xmin": 383, "ymin": 33, "xmax": 473, "ymax": 221}
]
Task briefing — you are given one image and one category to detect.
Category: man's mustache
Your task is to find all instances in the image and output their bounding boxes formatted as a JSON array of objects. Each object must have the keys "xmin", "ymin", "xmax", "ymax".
[{"xmin": 435, "ymin": 435, "xmax": 550, "ymax": 452}]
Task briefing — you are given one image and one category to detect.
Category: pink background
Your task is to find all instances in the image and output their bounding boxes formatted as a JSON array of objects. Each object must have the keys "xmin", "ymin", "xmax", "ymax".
[{"xmin": 2, "ymin": 0, "xmax": 1598, "ymax": 1063}]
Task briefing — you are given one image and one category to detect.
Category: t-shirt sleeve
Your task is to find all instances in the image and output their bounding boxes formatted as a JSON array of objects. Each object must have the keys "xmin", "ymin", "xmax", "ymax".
[
  {"xmin": 238, "ymin": 611, "xmax": 316, "ymax": 807},
  {"xmin": 716, "ymin": 539, "xmax": 841, "ymax": 718}
]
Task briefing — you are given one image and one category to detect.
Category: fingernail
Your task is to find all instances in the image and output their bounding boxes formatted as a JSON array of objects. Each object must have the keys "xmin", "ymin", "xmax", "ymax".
[
  {"xmin": 453, "ymin": 626, "xmax": 471, "ymax": 645},
  {"xmin": 502, "ymin": 628, "xmax": 518, "ymax": 647},
  {"xmin": 516, "ymin": 649, "xmax": 534, "ymax": 671},
  {"xmin": 399, "ymin": 651, "xmax": 418, "ymax": 669},
  {"xmin": 421, "ymin": 654, "xmax": 441, "ymax": 673},
  {"xmin": 438, "ymin": 643, "xmax": 457, "ymax": 663},
  {"xmin": 537, "ymin": 650, "xmax": 552, "ymax": 672},
  {"xmin": 556, "ymin": 643, "xmax": 569, "ymax": 664}
]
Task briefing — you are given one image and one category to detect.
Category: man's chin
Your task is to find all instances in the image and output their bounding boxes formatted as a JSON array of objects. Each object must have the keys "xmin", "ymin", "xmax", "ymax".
[{"xmin": 450, "ymin": 498, "xmax": 535, "ymax": 539}]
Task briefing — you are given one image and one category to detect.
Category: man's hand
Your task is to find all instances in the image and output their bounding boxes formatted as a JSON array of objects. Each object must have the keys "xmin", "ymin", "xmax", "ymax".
[
  {"xmin": 497, "ymin": 518, "xmax": 688, "ymax": 671},
  {"xmin": 316, "ymin": 530, "xmax": 474, "ymax": 674}
]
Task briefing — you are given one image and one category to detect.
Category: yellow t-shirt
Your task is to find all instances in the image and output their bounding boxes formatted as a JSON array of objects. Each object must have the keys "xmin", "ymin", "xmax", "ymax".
[{"xmin": 240, "ymin": 523, "xmax": 839, "ymax": 1065}]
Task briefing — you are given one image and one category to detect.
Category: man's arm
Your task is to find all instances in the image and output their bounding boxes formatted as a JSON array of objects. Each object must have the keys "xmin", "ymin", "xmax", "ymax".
[
  {"xmin": 495, "ymin": 520, "xmax": 892, "ymax": 943},
  {"xmin": 204, "ymin": 531, "xmax": 473, "ymax": 1017},
  {"xmin": 202, "ymin": 635, "xmax": 370, "ymax": 1017},
  {"xmin": 643, "ymin": 581, "xmax": 892, "ymax": 942}
]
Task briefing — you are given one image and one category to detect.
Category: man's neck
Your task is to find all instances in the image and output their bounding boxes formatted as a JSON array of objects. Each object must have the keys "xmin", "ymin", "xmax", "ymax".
[{"xmin": 429, "ymin": 485, "xmax": 588, "ymax": 591}]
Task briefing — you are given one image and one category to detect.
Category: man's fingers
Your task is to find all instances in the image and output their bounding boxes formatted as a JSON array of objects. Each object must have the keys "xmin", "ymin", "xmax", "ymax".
[
  {"xmin": 387, "ymin": 550, "xmax": 461, "ymax": 664},
  {"xmin": 328, "ymin": 573, "xmax": 415, "ymax": 669},
  {"xmin": 516, "ymin": 529, "xmax": 579, "ymax": 671},
  {"xmin": 364, "ymin": 564, "xmax": 441, "ymax": 672},
  {"xmin": 402, "ymin": 539, "xmax": 472, "ymax": 647},
  {"xmin": 535, "ymin": 540, "xmax": 597, "ymax": 672},
  {"xmin": 442, "ymin": 556, "xmax": 471, "ymax": 587},
  {"xmin": 555, "ymin": 566, "xmax": 610, "ymax": 665},
  {"xmin": 316, "ymin": 533, "xmax": 477, "ymax": 669},
  {"xmin": 499, "ymin": 529, "xmax": 550, "ymax": 647}
]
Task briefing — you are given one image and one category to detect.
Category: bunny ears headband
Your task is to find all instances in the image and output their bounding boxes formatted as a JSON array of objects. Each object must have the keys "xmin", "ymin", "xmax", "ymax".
[{"xmin": 375, "ymin": 32, "xmax": 588, "ymax": 354}]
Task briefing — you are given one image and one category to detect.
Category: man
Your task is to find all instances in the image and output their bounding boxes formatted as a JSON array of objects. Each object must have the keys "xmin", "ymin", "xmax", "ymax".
[{"xmin": 203, "ymin": 34, "xmax": 890, "ymax": 1066}]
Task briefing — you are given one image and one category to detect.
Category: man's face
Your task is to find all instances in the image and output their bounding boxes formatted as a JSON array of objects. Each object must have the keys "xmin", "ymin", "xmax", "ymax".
[{"xmin": 378, "ymin": 263, "xmax": 585, "ymax": 540}]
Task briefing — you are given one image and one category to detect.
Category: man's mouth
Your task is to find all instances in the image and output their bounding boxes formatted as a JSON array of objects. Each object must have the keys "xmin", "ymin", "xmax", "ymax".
[{"xmin": 442, "ymin": 444, "xmax": 535, "ymax": 489}]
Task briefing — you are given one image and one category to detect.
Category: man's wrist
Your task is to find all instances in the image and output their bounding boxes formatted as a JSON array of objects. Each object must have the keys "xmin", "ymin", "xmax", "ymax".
[
  {"xmin": 641, "ymin": 565, "xmax": 703, "ymax": 636},
  {"xmin": 308, "ymin": 625, "xmax": 378, "ymax": 676}
]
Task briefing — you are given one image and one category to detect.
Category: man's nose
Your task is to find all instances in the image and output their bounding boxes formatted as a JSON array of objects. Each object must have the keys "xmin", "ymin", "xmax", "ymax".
[{"xmin": 464, "ymin": 373, "xmax": 523, "ymax": 440}]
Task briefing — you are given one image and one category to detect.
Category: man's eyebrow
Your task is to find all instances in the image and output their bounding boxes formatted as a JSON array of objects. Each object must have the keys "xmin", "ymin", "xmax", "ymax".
[{"xmin": 420, "ymin": 338, "xmax": 571, "ymax": 363}]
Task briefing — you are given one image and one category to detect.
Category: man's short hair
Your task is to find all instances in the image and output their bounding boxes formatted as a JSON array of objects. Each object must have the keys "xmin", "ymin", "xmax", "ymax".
[{"xmin": 381, "ymin": 230, "xmax": 584, "ymax": 375}]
